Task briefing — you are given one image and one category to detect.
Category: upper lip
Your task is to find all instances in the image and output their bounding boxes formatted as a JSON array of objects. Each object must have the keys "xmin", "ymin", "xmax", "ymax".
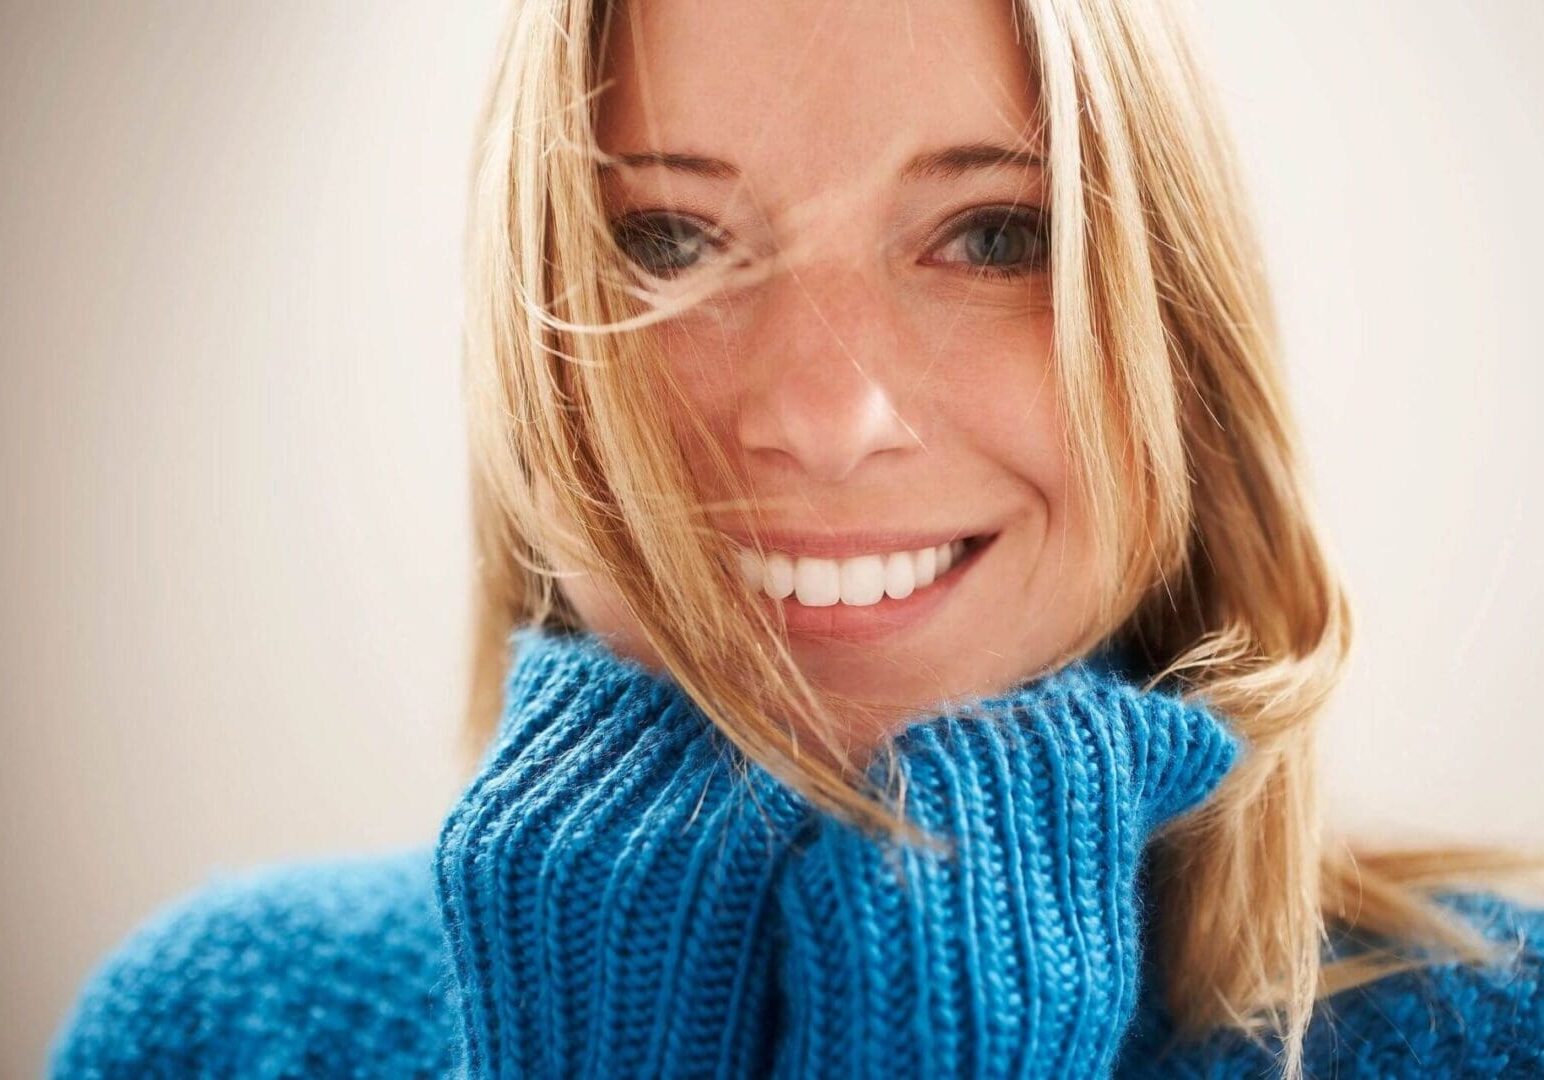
[{"xmin": 719, "ymin": 527, "xmax": 995, "ymax": 559}]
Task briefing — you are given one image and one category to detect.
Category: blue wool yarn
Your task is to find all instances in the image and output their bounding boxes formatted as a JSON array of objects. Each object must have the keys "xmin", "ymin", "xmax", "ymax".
[
  {"xmin": 433, "ymin": 627, "xmax": 809, "ymax": 1078},
  {"xmin": 764, "ymin": 652, "xmax": 1241, "ymax": 1079},
  {"xmin": 47, "ymin": 626, "xmax": 1544, "ymax": 1078}
]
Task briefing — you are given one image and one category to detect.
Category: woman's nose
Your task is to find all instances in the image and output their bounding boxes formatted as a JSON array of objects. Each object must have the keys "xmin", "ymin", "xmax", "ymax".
[{"xmin": 734, "ymin": 269, "xmax": 918, "ymax": 484}]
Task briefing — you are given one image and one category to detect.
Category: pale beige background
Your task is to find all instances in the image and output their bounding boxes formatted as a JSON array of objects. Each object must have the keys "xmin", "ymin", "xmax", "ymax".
[{"xmin": 3, "ymin": 2, "xmax": 1541, "ymax": 1076}]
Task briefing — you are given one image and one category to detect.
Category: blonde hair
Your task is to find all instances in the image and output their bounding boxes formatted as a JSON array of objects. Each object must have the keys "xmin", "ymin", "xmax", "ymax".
[{"xmin": 456, "ymin": 1, "xmax": 1544, "ymax": 1077}]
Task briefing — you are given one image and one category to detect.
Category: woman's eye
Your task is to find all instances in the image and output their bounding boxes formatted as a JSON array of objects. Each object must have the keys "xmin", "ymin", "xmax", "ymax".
[
  {"xmin": 610, "ymin": 211, "xmax": 719, "ymax": 277},
  {"xmin": 934, "ymin": 207, "xmax": 1051, "ymax": 279}
]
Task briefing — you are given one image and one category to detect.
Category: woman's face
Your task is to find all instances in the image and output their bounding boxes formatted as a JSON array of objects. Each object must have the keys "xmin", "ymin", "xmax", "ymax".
[{"xmin": 562, "ymin": 0, "xmax": 1102, "ymax": 726}]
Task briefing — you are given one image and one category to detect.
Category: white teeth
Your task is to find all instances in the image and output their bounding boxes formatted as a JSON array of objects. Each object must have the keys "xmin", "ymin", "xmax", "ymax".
[
  {"xmin": 838, "ymin": 555, "xmax": 886, "ymax": 606},
  {"xmin": 793, "ymin": 556, "xmax": 840, "ymax": 607},
  {"xmin": 914, "ymin": 546, "xmax": 937, "ymax": 588},
  {"xmin": 732, "ymin": 537, "xmax": 982, "ymax": 608},
  {"xmin": 764, "ymin": 552, "xmax": 795, "ymax": 599},
  {"xmin": 882, "ymin": 551, "xmax": 915, "ymax": 600},
  {"xmin": 737, "ymin": 547, "xmax": 763, "ymax": 590}
]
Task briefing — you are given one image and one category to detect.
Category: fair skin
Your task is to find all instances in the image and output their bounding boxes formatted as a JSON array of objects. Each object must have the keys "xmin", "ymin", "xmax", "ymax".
[{"xmin": 556, "ymin": 0, "xmax": 1102, "ymax": 744}]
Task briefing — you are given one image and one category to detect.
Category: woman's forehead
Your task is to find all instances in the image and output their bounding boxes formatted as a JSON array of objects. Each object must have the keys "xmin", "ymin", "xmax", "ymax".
[{"xmin": 596, "ymin": 0, "xmax": 1040, "ymax": 190}]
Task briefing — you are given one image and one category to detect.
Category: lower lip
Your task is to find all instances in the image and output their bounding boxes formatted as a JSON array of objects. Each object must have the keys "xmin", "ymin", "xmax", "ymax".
[{"xmin": 761, "ymin": 533, "xmax": 1000, "ymax": 643}]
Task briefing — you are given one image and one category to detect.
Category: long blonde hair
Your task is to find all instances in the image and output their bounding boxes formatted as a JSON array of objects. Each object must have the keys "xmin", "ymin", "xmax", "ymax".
[{"xmin": 456, "ymin": 1, "xmax": 1544, "ymax": 1076}]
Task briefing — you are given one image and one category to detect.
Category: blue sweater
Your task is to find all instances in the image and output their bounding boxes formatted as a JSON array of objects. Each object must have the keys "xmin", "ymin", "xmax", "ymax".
[{"xmin": 48, "ymin": 626, "xmax": 1544, "ymax": 1077}]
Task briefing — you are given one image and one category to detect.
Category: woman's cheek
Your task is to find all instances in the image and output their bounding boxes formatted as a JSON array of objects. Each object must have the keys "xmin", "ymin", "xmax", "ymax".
[{"xmin": 928, "ymin": 312, "xmax": 1063, "ymax": 475}]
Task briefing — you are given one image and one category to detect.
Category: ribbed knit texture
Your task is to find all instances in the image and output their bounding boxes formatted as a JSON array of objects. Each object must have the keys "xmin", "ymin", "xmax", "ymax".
[
  {"xmin": 765, "ymin": 654, "xmax": 1241, "ymax": 1079},
  {"xmin": 433, "ymin": 627, "xmax": 807, "ymax": 1078},
  {"xmin": 47, "ymin": 625, "xmax": 1544, "ymax": 1077}
]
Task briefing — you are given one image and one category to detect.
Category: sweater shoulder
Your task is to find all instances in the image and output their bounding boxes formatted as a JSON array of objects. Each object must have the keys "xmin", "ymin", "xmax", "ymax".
[
  {"xmin": 47, "ymin": 843, "xmax": 456, "ymax": 1079},
  {"xmin": 1119, "ymin": 890, "xmax": 1544, "ymax": 1078},
  {"xmin": 1307, "ymin": 891, "xmax": 1544, "ymax": 1076}
]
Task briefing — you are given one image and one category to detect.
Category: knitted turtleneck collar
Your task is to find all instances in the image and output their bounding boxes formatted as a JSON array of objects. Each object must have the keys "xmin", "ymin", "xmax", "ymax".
[{"xmin": 436, "ymin": 622, "xmax": 1242, "ymax": 1077}]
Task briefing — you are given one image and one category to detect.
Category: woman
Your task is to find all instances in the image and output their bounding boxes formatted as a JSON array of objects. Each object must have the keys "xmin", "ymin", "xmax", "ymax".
[{"xmin": 49, "ymin": 0, "xmax": 1544, "ymax": 1077}]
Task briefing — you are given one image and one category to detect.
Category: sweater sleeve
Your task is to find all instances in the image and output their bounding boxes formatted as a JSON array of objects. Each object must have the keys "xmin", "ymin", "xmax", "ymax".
[
  {"xmin": 432, "ymin": 627, "xmax": 807, "ymax": 1079},
  {"xmin": 765, "ymin": 661, "xmax": 1242, "ymax": 1080}
]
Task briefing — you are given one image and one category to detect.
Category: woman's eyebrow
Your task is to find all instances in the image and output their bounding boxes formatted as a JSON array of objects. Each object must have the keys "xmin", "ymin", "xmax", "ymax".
[
  {"xmin": 902, "ymin": 143, "xmax": 1045, "ymax": 182},
  {"xmin": 603, "ymin": 152, "xmax": 739, "ymax": 180},
  {"xmin": 599, "ymin": 142, "xmax": 1044, "ymax": 183}
]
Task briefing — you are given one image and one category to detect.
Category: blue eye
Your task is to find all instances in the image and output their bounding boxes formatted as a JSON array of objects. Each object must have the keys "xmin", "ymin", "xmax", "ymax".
[
  {"xmin": 939, "ymin": 206, "xmax": 1051, "ymax": 279},
  {"xmin": 611, "ymin": 211, "xmax": 720, "ymax": 277},
  {"xmin": 611, "ymin": 206, "xmax": 1050, "ymax": 282}
]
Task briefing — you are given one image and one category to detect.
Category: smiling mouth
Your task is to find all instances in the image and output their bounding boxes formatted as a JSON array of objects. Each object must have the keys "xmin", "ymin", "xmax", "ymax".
[{"xmin": 731, "ymin": 533, "xmax": 998, "ymax": 608}]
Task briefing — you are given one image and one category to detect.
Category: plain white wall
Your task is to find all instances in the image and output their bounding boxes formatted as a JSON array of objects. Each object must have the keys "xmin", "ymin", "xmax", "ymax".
[
  {"xmin": 1188, "ymin": 1, "xmax": 1544, "ymax": 847},
  {"xmin": 2, "ymin": 2, "xmax": 1540, "ymax": 1075}
]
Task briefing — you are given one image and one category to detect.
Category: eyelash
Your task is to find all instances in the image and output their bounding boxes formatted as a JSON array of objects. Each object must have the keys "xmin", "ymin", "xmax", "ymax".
[
  {"xmin": 609, "ymin": 211, "xmax": 729, "ymax": 278},
  {"xmin": 607, "ymin": 205, "xmax": 1051, "ymax": 281},
  {"xmin": 931, "ymin": 205, "xmax": 1051, "ymax": 281}
]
